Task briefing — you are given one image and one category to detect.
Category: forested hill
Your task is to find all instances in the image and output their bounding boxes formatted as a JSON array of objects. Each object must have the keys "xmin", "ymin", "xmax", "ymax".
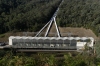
[
  {"xmin": 0, "ymin": 0, "xmax": 62, "ymax": 34},
  {"xmin": 57, "ymin": 0, "xmax": 100, "ymax": 36}
]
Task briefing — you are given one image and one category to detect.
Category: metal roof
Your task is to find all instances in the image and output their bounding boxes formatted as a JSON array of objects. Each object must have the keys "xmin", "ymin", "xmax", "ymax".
[{"xmin": 9, "ymin": 36, "xmax": 94, "ymax": 40}]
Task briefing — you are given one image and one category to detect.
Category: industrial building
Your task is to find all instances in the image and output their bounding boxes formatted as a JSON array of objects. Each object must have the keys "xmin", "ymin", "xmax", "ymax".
[{"xmin": 9, "ymin": 36, "xmax": 94, "ymax": 51}]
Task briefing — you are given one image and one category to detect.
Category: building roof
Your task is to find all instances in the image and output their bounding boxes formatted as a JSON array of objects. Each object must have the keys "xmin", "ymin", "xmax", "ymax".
[{"xmin": 9, "ymin": 36, "xmax": 94, "ymax": 40}]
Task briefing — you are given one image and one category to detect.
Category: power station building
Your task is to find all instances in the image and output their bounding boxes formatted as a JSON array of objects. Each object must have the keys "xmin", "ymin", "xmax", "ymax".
[{"xmin": 9, "ymin": 36, "xmax": 94, "ymax": 51}]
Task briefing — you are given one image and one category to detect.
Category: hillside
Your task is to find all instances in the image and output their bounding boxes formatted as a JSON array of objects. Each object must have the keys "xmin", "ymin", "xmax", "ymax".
[
  {"xmin": 0, "ymin": 0, "xmax": 100, "ymax": 37},
  {"xmin": 0, "ymin": 0, "xmax": 62, "ymax": 33},
  {"xmin": 57, "ymin": 0, "xmax": 100, "ymax": 36}
]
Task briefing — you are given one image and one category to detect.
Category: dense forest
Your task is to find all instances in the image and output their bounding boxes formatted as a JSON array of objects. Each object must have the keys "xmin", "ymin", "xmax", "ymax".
[
  {"xmin": 57, "ymin": 0, "xmax": 100, "ymax": 36},
  {"xmin": 0, "ymin": 49, "xmax": 98, "ymax": 66},
  {"xmin": 0, "ymin": 0, "xmax": 100, "ymax": 36},
  {"xmin": 0, "ymin": 0, "xmax": 62, "ymax": 34}
]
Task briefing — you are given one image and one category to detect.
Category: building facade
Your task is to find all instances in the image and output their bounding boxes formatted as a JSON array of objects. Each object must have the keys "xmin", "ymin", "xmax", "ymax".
[{"xmin": 9, "ymin": 36, "xmax": 94, "ymax": 51}]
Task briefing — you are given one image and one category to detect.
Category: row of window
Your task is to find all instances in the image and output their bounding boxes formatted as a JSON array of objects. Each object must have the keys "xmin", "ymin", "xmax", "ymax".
[
  {"xmin": 13, "ymin": 43, "xmax": 76, "ymax": 48},
  {"xmin": 12, "ymin": 39, "xmax": 77, "ymax": 44}
]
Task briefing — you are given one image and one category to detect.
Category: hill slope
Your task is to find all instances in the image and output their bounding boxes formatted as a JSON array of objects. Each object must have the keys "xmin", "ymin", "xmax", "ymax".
[
  {"xmin": 0, "ymin": 0, "xmax": 62, "ymax": 33},
  {"xmin": 57, "ymin": 0, "xmax": 100, "ymax": 36}
]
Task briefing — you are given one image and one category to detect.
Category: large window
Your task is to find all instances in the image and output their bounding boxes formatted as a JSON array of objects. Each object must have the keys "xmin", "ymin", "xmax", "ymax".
[
  {"xmin": 44, "ymin": 39, "xmax": 50, "ymax": 44},
  {"xmin": 50, "ymin": 39, "xmax": 57, "ymax": 44},
  {"xmin": 64, "ymin": 40, "xmax": 70, "ymax": 44},
  {"xmin": 57, "ymin": 39, "xmax": 63, "ymax": 44},
  {"xmin": 38, "ymin": 39, "xmax": 44, "ymax": 44}
]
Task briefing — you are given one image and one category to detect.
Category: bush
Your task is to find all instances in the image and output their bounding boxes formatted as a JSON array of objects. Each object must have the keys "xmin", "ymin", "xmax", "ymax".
[{"xmin": 0, "ymin": 34, "xmax": 5, "ymax": 38}]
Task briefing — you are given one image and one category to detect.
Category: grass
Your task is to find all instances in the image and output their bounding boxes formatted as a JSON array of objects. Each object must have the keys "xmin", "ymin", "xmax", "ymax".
[{"xmin": 0, "ymin": 34, "xmax": 5, "ymax": 38}]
